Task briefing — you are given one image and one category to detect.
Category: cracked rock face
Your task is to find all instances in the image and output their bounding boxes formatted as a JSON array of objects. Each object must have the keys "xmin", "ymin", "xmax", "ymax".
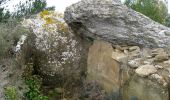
[{"xmin": 64, "ymin": 0, "xmax": 170, "ymax": 48}]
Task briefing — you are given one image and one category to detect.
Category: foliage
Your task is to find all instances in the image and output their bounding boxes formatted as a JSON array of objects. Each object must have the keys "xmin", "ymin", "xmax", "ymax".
[
  {"xmin": 22, "ymin": 64, "xmax": 48, "ymax": 100},
  {"xmin": 24, "ymin": 75, "xmax": 48, "ymax": 100},
  {"xmin": 4, "ymin": 86, "xmax": 18, "ymax": 100},
  {"xmin": 0, "ymin": 0, "xmax": 55, "ymax": 22},
  {"xmin": 125, "ymin": 0, "xmax": 168, "ymax": 24},
  {"xmin": 0, "ymin": 0, "xmax": 11, "ymax": 22},
  {"xmin": 13, "ymin": 0, "xmax": 55, "ymax": 19},
  {"xmin": 30, "ymin": 0, "xmax": 47, "ymax": 14},
  {"xmin": 0, "ymin": 8, "xmax": 10, "ymax": 22}
]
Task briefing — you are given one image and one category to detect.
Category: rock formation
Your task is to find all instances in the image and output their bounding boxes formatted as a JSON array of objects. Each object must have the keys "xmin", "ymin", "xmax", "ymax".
[
  {"xmin": 21, "ymin": 10, "xmax": 88, "ymax": 87},
  {"xmin": 2, "ymin": 0, "xmax": 170, "ymax": 99},
  {"xmin": 64, "ymin": 0, "xmax": 170, "ymax": 48},
  {"xmin": 64, "ymin": 0, "xmax": 170, "ymax": 99}
]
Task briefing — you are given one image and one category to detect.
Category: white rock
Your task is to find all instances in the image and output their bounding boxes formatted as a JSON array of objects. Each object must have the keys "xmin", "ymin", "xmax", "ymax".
[
  {"xmin": 154, "ymin": 65, "xmax": 163, "ymax": 69},
  {"xmin": 164, "ymin": 60, "xmax": 170, "ymax": 64},
  {"xmin": 143, "ymin": 59, "xmax": 154, "ymax": 65},
  {"xmin": 128, "ymin": 58, "xmax": 142, "ymax": 68},
  {"xmin": 15, "ymin": 35, "xmax": 27, "ymax": 52},
  {"xmin": 135, "ymin": 65, "xmax": 157, "ymax": 77},
  {"xmin": 150, "ymin": 74, "xmax": 163, "ymax": 80},
  {"xmin": 112, "ymin": 51, "xmax": 128, "ymax": 63},
  {"xmin": 150, "ymin": 74, "xmax": 167, "ymax": 86}
]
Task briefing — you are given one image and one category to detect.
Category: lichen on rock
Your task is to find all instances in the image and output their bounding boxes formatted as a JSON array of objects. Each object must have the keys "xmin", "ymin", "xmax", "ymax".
[{"xmin": 22, "ymin": 10, "xmax": 84, "ymax": 86}]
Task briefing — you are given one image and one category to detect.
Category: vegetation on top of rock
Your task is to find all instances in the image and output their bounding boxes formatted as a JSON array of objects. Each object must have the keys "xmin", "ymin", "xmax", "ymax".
[
  {"xmin": 13, "ymin": 0, "xmax": 48, "ymax": 19},
  {"xmin": 0, "ymin": 0, "xmax": 55, "ymax": 22},
  {"xmin": 22, "ymin": 10, "xmax": 80, "ymax": 76},
  {"xmin": 22, "ymin": 63, "xmax": 48, "ymax": 100},
  {"xmin": 24, "ymin": 76, "xmax": 48, "ymax": 100}
]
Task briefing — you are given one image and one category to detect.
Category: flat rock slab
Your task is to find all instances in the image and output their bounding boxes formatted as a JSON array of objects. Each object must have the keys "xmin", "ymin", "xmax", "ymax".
[
  {"xmin": 135, "ymin": 65, "xmax": 157, "ymax": 77},
  {"xmin": 64, "ymin": 0, "xmax": 170, "ymax": 48}
]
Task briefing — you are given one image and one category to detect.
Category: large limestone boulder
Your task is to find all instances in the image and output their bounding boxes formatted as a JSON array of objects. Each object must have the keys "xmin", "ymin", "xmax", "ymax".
[
  {"xmin": 21, "ymin": 11, "xmax": 88, "ymax": 86},
  {"xmin": 64, "ymin": 0, "xmax": 170, "ymax": 48}
]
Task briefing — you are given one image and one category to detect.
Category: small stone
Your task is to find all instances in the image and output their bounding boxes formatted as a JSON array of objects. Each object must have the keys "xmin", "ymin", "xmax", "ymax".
[
  {"xmin": 128, "ymin": 58, "xmax": 142, "ymax": 68},
  {"xmin": 154, "ymin": 65, "xmax": 163, "ymax": 69},
  {"xmin": 164, "ymin": 60, "xmax": 170, "ymax": 64},
  {"xmin": 150, "ymin": 74, "xmax": 163, "ymax": 80},
  {"xmin": 154, "ymin": 52, "xmax": 168, "ymax": 62},
  {"xmin": 151, "ymin": 48, "xmax": 164, "ymax": 57},
  {"xmin": 128, "ymin": 46, "xmax": 141, "ymax": 59},
  {"xmin": 146, "ymin": 56, "xmax": 152, "ymax": 58},
  {"xmin": 124, "ymin": 49, "xmax": 129, "ymax": 54},
  {"xmin": 164, "ymin": 31, "xmax": 170, "ymax": 36},
  {"xmin": 121, "ymin": 46, "xmax": 129, "ymax": 51},
  {"xmin": 129, "ymin": 46, "xmax": 140, "ymax": 52},
  {"xmin": 112, "ymin": 51, "xmax": 128, "ymax": 63},
  {"xmin": 135, "ymin": 65, "xmax": 157, "ymax": 77},
  {"xmin": 150, "ymin": 74, "xmax": 168, "ymax": 86},
  {"xmin": 143, "ymin": 59, "xmax": 154, "ymax": 65}
]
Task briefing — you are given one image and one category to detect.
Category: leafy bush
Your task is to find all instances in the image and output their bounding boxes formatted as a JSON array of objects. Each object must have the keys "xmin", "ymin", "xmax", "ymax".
[
  {"xmin": 24, "ymin": 75, "xmax": 48, "ymax": 100},
  {"xmin": 4, "ymin": 86, "xmax": 18, "ymax": 100},
  {"xmin": 23, "ymin": 64, "xmax": 48, "ymax": 100},
  {"xmin": 125, "ymin": 0, "xmax": 168, "ymax": 24}
]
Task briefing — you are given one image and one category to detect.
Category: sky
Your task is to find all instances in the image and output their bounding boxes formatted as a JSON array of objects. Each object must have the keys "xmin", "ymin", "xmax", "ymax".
[
  {"xmin": 5, "ymin": 0, "xmax": 81, "ymax": 13},
  {"xmin": 4, "ymin": 0, "xmax": 170, "ymax": 13}
]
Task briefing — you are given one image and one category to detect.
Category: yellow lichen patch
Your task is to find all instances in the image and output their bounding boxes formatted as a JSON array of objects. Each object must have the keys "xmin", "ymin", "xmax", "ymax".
[
  {"xmin": 57, "ymin": 22, "xmax": 69, "ymax": 33},
  {"xmin": 39, "ymin": 10, "xmax": 69, "ymax": 33},
  {"xmin": 40, "ymin": 10, "xmax": 50, "ymax": 18},
  {"xmin": 44, "ymin": 17, "xmax": 55, "ymax": 25}
]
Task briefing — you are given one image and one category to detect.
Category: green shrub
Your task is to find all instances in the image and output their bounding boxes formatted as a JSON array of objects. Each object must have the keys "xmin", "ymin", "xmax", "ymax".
[
  {"xmin": 4, "ymin": 86, "xmax": 18, "ymax": 100},
  {"xmin": 22, "ymin": 63, "xmax": 48, "ymax": 100},
  {"xmin": 24, "ymin": 75, "xmax": 48, "ymax": 100},
  {"xmin": 125, "ymin": 0, "xmax": 168, "ymax": 24}
]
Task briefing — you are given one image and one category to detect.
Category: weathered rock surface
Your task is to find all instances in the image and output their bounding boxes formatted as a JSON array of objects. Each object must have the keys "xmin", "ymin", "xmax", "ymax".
[
  {"xmin": 123, "ymin": 75, "xmax": 169, "ymax": 100},
  {"xmin": 135, "ymin": 65, "xmax": 157, "ymax": 77},
  {"xmin": 0, "ymin": 59, "xmax": 26, "ymax": 100},
  {"xmin": 63, "ymin": 0, "xmax": 170, "ymax": 99},
  {"xmin": 22, "ymin": 11, "xmax": 88, "ymax": 86},
  {"xmin": 86, "ymin": 39, "xmax": 170, "ymax": 100},
  {"xmin": 128, "ymin": 58, "xmax": 142, "ymax": 68},
  {"xmin": 87, "ymin": 40, "xmax": 120, "ymax": 97},
  {"xmin": 64, "ymin": 0, "xmax": 170, "ymax": 48}
]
